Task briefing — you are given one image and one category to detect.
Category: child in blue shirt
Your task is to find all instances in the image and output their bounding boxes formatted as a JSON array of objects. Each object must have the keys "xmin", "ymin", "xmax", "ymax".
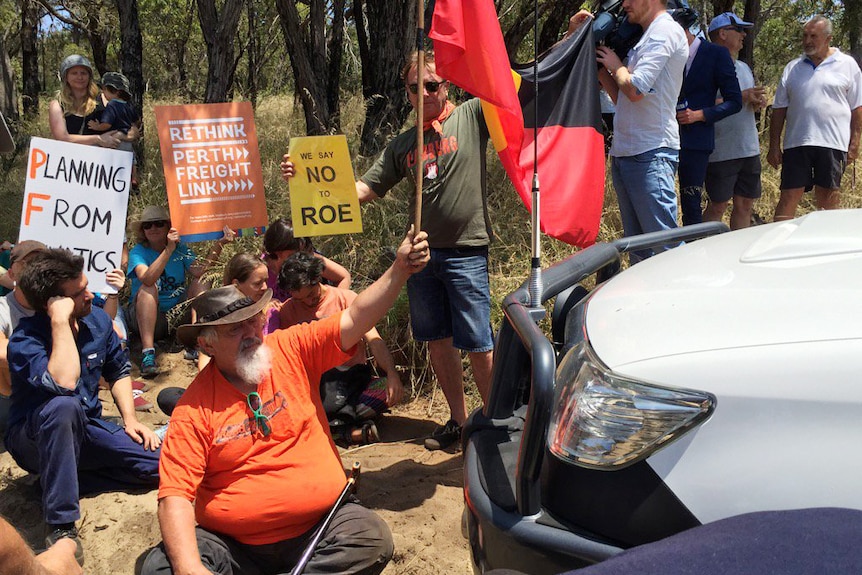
[{"xmin": 88, "ymin": 72, "xmax": 140, "ymax": 189}]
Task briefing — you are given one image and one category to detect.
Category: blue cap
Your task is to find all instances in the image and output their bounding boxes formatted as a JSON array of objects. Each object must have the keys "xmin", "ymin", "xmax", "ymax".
[{"xmin": 708, "ymin": 12, "xmax": 753, "ymax": 33}]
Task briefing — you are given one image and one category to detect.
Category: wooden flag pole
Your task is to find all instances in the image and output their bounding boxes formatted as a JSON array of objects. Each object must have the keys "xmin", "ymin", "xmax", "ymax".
[{"xmin": 415, "ymin": 0, "xmax": 425, "ymax": 234}]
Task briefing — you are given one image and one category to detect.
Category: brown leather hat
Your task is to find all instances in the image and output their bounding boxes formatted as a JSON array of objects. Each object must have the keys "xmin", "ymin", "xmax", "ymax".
[{"xmin": 176, "ymin": 285, "xmax": 272, "ymax": 348}]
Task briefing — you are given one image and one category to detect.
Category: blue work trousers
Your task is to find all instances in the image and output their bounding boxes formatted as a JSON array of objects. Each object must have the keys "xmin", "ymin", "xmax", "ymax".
[{"xmin": 5, "ymin": 395, "xmax": 160, "ymax": 525}]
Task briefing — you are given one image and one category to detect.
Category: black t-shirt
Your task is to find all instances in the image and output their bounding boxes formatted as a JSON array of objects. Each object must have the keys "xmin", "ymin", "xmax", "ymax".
[{"xmin": 63, "ymin": 100, "xmax": 106, "ymax": 136}]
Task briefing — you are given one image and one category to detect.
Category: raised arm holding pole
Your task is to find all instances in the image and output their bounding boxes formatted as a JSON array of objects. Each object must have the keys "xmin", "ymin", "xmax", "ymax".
[{"xmin": 414, "ymin": 0, "xmax": 425, "ymax": 233}]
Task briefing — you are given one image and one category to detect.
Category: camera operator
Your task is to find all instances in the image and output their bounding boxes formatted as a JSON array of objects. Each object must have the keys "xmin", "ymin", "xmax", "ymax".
[{"xmin": 569, "ymin": 0, "xmax": 688, "ymax": 262}]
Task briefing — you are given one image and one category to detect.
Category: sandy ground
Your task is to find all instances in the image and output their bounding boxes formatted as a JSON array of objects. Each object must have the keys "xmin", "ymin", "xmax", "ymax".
[{"xmin": 0, "ymin": 349, "xmax": 473, "ymax": 574}]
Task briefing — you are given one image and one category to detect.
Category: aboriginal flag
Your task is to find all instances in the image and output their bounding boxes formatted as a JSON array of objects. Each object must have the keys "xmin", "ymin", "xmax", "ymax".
[{"xmin": 429, "ymin": 0, "xmax": 605, "ymax": 247}]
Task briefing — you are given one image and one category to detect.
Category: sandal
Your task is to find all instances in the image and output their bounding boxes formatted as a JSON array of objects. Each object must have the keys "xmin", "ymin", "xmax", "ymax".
[{"xmin": 346, "ymin": 421, "xmax": 380, "ymax": 445}]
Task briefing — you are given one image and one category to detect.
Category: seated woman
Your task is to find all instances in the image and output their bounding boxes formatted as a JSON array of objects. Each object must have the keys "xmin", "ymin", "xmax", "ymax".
[
  {"xmin": 278, "ymin": 252, "xmax": 404, "ymax": 445},
  {"xmin": 263, "ymin": 218, "xmax": 351, "ymax": 302},
  {"xmin": 126, "ymin": 206, "xmax": 230, "ymax": 377}
]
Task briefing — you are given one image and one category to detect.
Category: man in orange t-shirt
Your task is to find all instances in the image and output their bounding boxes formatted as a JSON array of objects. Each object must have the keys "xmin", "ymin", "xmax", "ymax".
[{"xmin": 140, "ymin": 229, "xmax": 429, "ymax": 575}]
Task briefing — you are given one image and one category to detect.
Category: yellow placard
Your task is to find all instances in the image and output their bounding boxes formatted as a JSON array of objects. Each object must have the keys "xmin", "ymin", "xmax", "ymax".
[{"xmin": 288, "ymin": 135, "xmax": 362, "ymax": 237}]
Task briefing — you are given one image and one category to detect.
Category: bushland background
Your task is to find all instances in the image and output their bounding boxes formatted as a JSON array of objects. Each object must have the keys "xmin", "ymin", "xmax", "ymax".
[
  {"xmin": 0, "ymin": 1, "xmax": 860, "ymax": 573},
  {"xmin": 0, "ymin": 0, "xmax": 859, "ymax": 385}
]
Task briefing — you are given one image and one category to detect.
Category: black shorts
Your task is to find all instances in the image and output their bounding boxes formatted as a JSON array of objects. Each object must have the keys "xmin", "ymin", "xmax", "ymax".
[
  {"xmin": 705, "ymin": 155, "xmax": 762, "ymax": 203},
  {"xmin": 780, "ymin": 146, "xmax": 847, "ymax": 191}
]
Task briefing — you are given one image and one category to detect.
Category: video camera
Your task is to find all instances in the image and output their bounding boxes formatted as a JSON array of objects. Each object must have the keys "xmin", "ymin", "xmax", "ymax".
[{"xmin": 592, "ymin": 0, "xmax": 695, "ymax": 60}]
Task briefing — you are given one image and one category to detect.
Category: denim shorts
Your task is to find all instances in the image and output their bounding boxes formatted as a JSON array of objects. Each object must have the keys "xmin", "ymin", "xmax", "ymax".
[{"xmin": 407, "ymin": 247, "xmax": 494, "ymax": 353}]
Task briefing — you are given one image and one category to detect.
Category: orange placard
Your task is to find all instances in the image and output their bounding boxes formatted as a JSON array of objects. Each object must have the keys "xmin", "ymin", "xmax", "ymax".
[{"xmin": 155, "ymin": 102, "xmax": 268, "ymax": 242}]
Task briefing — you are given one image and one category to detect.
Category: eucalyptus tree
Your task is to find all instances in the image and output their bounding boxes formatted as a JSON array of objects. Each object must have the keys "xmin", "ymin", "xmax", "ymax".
[
  {"xmin": 196, "ymin": 0, "xmax": 243, "ymax": 102},
  {"xmin": 114, "ymin": 0, "xmax": 144, "ymax": 114},
  {"xmin": 35, "ymin": 0, "xmax": 115, "ymax": 73},
  {"xmin": 21, "ymin": 0, "xmax": 39, "ymax": 118},
  {"xmin": 353, "ymin": 0, "xmax": 414, "ymax": 155},
  {"xmin": 275, "ymin": 0, "xmax": 346, "ymax": 134},
  {"xmin": 138, "ymin": 0, "xmax": 201, "ymax": 97}
]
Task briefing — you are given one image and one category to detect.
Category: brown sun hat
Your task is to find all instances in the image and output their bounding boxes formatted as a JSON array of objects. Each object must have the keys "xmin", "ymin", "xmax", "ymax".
[
  {"xmin": 10, "ymin": 240, "xmax": 47, "ymax": 265},
  {"xmin": 176, "ymin": 285, "xmax": 272, "ymax": 348},
  {"xmin": 137, "ymin": 205, "xmax": 170, "ymax": 225},
  {"xmin": 132, "ymin": 205, "xmax": 171, "ymax": 240}
]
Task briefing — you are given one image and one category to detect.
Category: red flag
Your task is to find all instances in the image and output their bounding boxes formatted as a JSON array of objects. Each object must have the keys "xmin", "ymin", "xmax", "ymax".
[{"xmin": 429, "ymin": 0, "xmax": 605, "ymax": 247}]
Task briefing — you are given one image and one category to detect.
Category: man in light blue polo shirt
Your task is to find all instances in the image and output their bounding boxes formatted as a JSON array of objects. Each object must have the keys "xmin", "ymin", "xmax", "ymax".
[
  {"xmin": 703, "ymin": 12, "xmax": 767, "ymax": 230},
  {"xmin": 768, "ymin": 15, "xmax": 862, "ymax": 221},
  {"xmin": 595, "ymin": 0, "xmax": 689, "ymax": 262}
]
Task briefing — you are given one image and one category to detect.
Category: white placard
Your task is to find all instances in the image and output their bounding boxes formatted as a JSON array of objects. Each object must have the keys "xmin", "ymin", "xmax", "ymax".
[{"xmin": 19, "ymin": 137, "xmax": 131, "ymax": 294}]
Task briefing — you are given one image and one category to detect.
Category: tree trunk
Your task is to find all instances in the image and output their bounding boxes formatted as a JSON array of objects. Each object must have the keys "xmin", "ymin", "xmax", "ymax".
[
  {"xmin": 21, "ymin": 0, "xmax": 39, "ymax": 119},
  {"xmin": 115, "ymin": 0, "xmax": 145, "ymax": 165},
  {"xmin": 739, "ymin": 0, "xmax": 760, "ymax": 68},
  {"xmin": 86, "ymin": 12, "xmax": 111, "ymax": 76},
  {"xmin": 196, "ymin": 0, "xmax": 243, "ymax": 103},
  {"xmin": 503, "ymin": 1, "xmax": 549, "ymax": 59},
  {"xmin": 538, "ymin": 0, "xmax": 580, "ymax": 55},
  {"xmin": 275, "ymin": 0, "xmax": 342, "ymax": 135},
  {"xmin": 115, "ymin": 0, "xmax": 144, "ymax": 111},
  {"xmin": 245, "ymin": 0, "xmax": 258, "ymax": 108},
  {"xmin": 355, "ymin": 0, "xmax": 414, "ymax": 155},
  {"xmin": 326, "ymin": 0, "xmax": 346, "ymax": 123},
  {"xmin": 0, "ymin": 31, "xmax": 19, "ymax": 123},
  {"xmin": 711, "ymin": 0, "xmax": 734, "ymax": 16},
  {"xmin": 846, "ymin": 0, "xmax": 861, "ymax": 66},
  {"xmin": 176, "ymin": 0, "xmax": 195, "ymax": 99}
]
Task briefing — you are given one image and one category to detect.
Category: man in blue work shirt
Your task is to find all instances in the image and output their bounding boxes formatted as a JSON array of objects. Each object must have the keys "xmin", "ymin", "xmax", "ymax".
[{"xmin": 4, "ymin": 248, "xmax": 160, "ymax": 565}]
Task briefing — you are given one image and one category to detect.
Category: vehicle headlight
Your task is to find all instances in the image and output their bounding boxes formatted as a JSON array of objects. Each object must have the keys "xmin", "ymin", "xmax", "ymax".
[{"xmin": 548, "ymin": 342, "xmax": 715, "ymax": 469}]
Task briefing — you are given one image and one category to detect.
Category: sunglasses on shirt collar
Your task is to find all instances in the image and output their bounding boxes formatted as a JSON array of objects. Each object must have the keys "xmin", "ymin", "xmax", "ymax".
[
  {"xmin": 247, "ymin": 392, "xmax": 271, "ymax": 437},
  {"xmin": 407, "ymin": 81, "xmax": 446, "ymax": 95}
]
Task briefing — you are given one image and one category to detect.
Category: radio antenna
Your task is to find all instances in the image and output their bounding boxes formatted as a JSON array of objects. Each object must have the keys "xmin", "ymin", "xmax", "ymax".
[{"xmin": 527, "ymin": 0, "xmax": 543, "ymax": 310}]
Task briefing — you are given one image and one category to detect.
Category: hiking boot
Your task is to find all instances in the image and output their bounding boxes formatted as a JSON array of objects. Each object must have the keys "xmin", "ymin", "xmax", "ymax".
[
  {"xmin": 140, "ymin": 349, "xmax": 159, "ymax": 379},
  {"xmin": 183, "ymin": 347, "xmax": 199, "ymax": 361},
  {"xmin": 45, "ymin": 524, "xmax": 84, "ymax": 566},
  {"xmin": 424, "ymin": 419, "xmax": 462, "ymax": 451}
]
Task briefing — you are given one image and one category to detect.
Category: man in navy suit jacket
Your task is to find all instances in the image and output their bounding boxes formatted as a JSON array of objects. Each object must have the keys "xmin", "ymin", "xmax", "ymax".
[{"xmin": 671, "ymin": 8, "xmax": 742, "ymax": 225}]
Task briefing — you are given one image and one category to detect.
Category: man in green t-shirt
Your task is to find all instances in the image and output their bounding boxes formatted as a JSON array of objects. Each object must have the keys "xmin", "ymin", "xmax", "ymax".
[{"xmin": 282, "ymin": 51, "xmax": 494, "ymax": 451}]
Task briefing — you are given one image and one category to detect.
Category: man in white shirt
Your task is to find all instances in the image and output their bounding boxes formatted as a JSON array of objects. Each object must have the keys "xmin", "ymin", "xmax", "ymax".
[
  {"xmin": 592, "ymin": 0, "xmax": 689, "ymax": 262},
  {"xmin": 703, "ymin": 12, "xmax": 768, "ymax": 230},
  {"xmin": 768, "ymin": 15, "xmax": 862, "ymax": 221}
]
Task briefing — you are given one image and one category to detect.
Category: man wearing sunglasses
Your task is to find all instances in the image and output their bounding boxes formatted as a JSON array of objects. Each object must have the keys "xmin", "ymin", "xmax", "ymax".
[
  {"xmin": 141, "ymin": 229, "xmax": 428, "ymax": 575},
  {"xmin": 282, "ymin": 51, "xmax": 495, "ymax": 451},
  {"xmin": 703, "ymin": 13, "xmax": 767, "ymax": 230},
  {"xmin": 768, "ymin": 15, "xmax": 862, "ymax": 221},
  {"xmin": 670, "ymin": 8, "xmax": 742, "ymax": 226}
]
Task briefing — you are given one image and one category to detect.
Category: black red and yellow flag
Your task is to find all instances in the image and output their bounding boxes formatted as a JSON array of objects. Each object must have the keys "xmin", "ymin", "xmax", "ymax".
[{"xmin": 429, "ymin": 0, "xmax": 605, "ymax": 247}]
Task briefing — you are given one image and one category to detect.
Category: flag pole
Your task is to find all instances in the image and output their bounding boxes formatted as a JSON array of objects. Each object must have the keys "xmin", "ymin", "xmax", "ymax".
[
  {"xmin": 528, "ymin": 0, "xmax": 542, "ymax": 310},
  {"xmin": 414, "ymin": 0, "xmax": 425, "ymax": 234}
]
